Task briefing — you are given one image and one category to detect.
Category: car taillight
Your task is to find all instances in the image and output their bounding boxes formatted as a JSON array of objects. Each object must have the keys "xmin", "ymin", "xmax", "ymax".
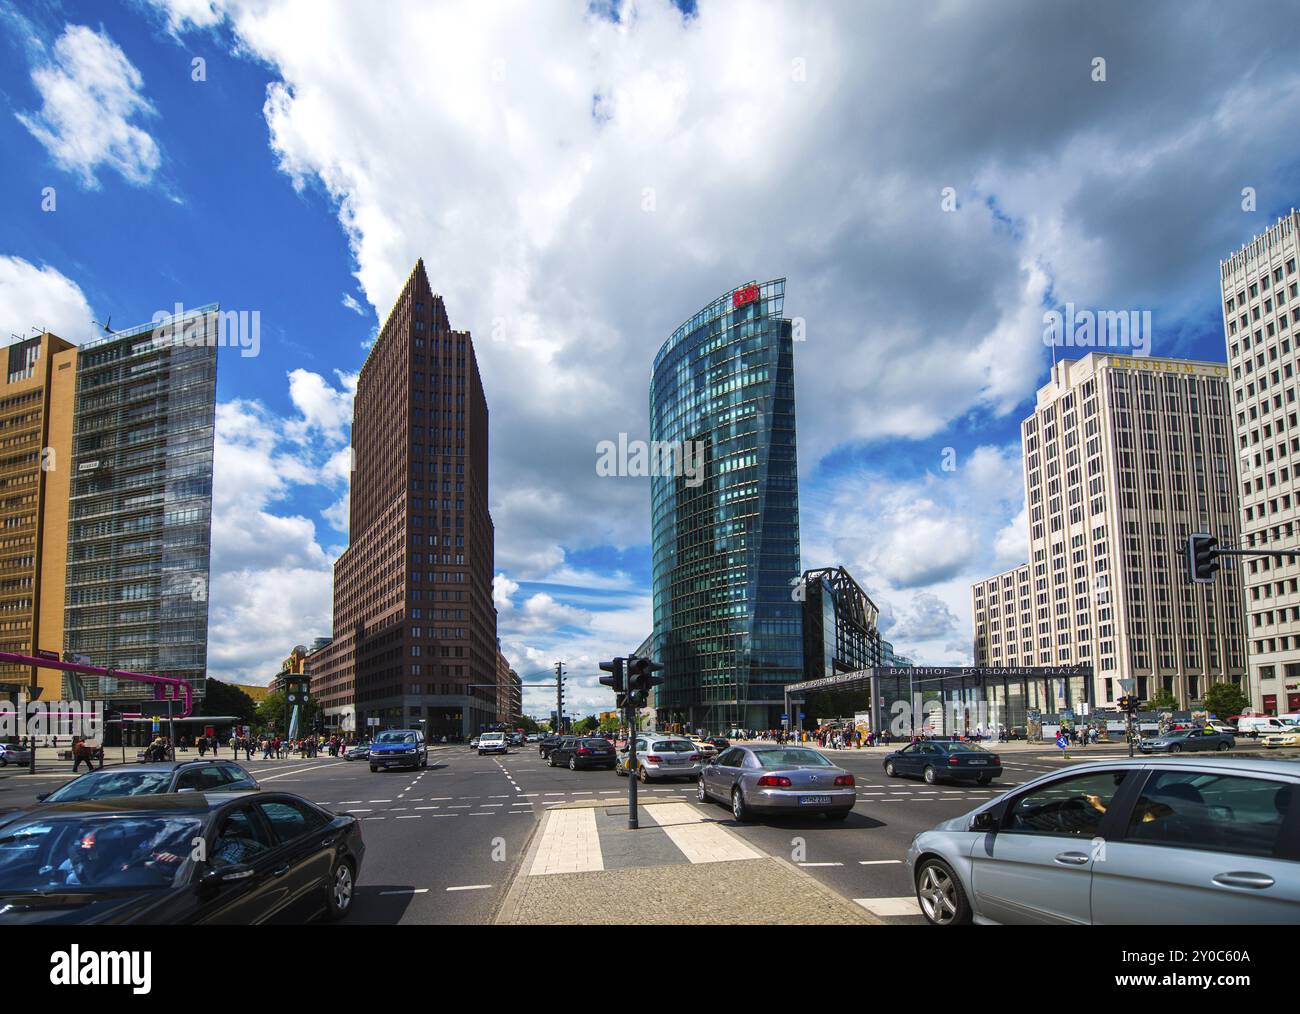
[
  {"xmin": 948, "ymin": 756, "xmax": 960, "ymax": 765},
  {"xmin": 646, "ymin": 755, "xmax": 662, "ymax": 764},
  {"xmin": 577, "ymin": 748, "xmax": 590, "ymax": 754},
  {"xmin": 834, "ymin": 774, "xmax": 854, "ymax": 786},
  {"xmin": 757, "ymin": 775, "xmax": 792, "ymax": 787},
  {"xmin": 689, "ymin": 753, "xmax": 700, "ymax": 761},
  {"xmin": 991, "ymin": 755, "xmax": 1000, "ymax": 765}
]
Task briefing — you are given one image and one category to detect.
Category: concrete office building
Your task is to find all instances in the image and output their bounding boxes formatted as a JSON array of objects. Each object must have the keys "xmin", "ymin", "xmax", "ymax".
[
  {"xmin": 1221, "ymin": 210, "xmax": 1300, "ymax": 714},
  {"xmin": 972, "ymin": 564, "xmax": 1033, "ymax": 668},
  {"xmin": 0, "ymin": 332, "xmax": 78, "ymax": 699},
  {"xmin": 63, "ymin": 306, "xmax": 219, "ymax": 705},
  {"xmin": 313, "ymin": 260, "xmax": 497, "ymax": 740},
  {"xmin": 972, "ymin": 353, "xmax": 1246, "ymax": 710}
]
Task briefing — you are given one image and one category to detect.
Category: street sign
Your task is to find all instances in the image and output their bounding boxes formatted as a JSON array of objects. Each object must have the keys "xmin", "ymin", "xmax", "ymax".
[{"xmin": 780, "ymin": 713, "xmax": 788, "ymax": 721}]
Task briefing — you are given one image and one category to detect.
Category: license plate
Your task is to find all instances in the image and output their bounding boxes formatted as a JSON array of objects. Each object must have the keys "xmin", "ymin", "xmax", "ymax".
[
  {"xmin": 799, "ymin": 795, "xmax": 832, "ymax": 805},
  {"xmin": 968, "ymin": 760, "xmax": 987, "ymax": 765}
]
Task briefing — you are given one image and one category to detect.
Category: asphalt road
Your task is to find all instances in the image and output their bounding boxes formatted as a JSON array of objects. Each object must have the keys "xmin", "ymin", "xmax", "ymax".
[{"xmin": 0, "ymin": 738, "xmax": 1274, "ymax": 924}]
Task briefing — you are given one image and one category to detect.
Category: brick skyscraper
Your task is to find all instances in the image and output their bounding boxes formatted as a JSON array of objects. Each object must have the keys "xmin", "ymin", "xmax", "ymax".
[{"xmin": 315, "ymin": 260, "xmax": 496, "ymax": 738}]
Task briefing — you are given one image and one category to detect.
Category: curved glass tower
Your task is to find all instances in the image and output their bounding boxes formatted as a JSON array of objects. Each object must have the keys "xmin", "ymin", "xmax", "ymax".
[{"xmin": 650, "ymin": 279, "xmax": 802, "ymax": 733}]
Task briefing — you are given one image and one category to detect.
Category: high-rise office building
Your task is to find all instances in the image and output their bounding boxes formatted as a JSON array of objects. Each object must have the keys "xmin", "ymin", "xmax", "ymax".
[
  {"xmin": 1221, "ymin": 211, "xmax": 1300, "ymax": 714},
  {"xmin": 650, "ymin": 279, "xmax": 802, "ymax": 731},
  {"xmin": 0, "ymin": 332, "xmax": 78, "ymax": 699},
  {"xmin": 972, "ymin": 564, "xmax": 1032, "ymax": 667},
  {"xmin": 63, "ymin": 306, "xmax": 219, "ymax": 704},
  {"xmin": 972, "ymin": 352, "xmax": 1245, "ymax": 709},
  {"xmin": 314, "ymin": 260, "xmax": 496, "ymax": 738}
]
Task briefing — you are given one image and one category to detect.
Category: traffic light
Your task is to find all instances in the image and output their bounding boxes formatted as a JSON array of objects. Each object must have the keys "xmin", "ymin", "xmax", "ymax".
[
  {"xmin": 1117, "ymin": 695, "xmax": 1130, "ymax": 713},
  {"xmin": 626, "ymin": 655, "xmax": 664, "ymax": 696},
  {"xmin": 1187, "ymin": 533, "xmax": 1220, "ymax": 584}
]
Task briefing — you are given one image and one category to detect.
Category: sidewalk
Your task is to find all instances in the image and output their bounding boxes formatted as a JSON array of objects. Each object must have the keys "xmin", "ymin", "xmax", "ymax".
[{"xmin": 495, "ymin": 798, "xmax": 877, "ymax": 925}]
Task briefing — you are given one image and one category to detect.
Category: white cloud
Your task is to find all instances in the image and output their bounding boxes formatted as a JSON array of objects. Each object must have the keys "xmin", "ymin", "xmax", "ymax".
[
  {"xmin": 0, "ymin": 256, "xmax": 94, "ymax": 344},
  {"xmin": 207, "ymin": 371, "xmax": 354, "ymax": 681},
  {"xmin": 341, "ymin": 292, "xmax": 366, "ymax": 315},
  {"xmin": 17, "ymin": 25, "xmax": 161, "ymax": 188}
]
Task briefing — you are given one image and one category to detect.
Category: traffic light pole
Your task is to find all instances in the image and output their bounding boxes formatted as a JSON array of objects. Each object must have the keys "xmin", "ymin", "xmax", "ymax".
[{"xmin": 626, "ymin": 700, "xmax": 638, "ymax": 829}]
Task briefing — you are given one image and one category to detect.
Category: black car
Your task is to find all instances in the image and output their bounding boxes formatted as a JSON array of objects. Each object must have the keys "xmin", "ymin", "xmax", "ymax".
[
  {"xmin": 883, "ymin": 740, "xmax": 1003, "ymax": 785},
  {"xmin": 38, "ymin": 760, "xmax": 259, "ymax": 804},
  {"xmin": 547, "ymin": 737, "xmax": 616, "ymax": 770},
  {"xmin": 0, "ymin": 791, "xmax": 364, "ymax": 924},
  {"xmin": 538, "ymin": 735, "xmax": 564, "ymax": 759}
]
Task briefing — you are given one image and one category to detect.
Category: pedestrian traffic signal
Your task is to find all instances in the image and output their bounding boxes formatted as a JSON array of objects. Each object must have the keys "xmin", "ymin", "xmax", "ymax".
[
  {"xmin": 1117, "ymin": 695, "xmax": 1129, "ymax": 712},
  {"xmin": 1187, "ymin": 532, "xmax": 1220, "ymax": 584}
]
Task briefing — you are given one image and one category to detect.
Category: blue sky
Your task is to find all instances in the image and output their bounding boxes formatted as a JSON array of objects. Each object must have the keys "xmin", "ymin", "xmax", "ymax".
[{"xmin": 2, "ymin": 0, "xmax": 1299, "ymax": 716}]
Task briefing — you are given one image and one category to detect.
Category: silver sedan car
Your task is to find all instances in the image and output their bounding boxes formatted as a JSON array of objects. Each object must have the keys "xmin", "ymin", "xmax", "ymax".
[
  {"xmin": 906, "ymin": 756, "xmax": 1300, "ymax": 925},
  {"xmin": 697, "ymin": 744, "xmax": 856, "ymax": 822}
]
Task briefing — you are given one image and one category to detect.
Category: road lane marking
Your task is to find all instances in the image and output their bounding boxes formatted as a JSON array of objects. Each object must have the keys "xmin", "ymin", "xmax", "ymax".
[
  {"xmin": 854, "ymin": 897, "xmax": 922, "ymax": 917},
  {"xmin": 640, "ymin": 803, "xmax": 763, "ymax": 864},
  {"xmin": 859, "ymin": 860, "xmax": 903, "ymax": 865},
  {"xmin": 798, "ymin": 862, "xmax": 843, "ymax": 867},
  {"xmin": 380, "ymin": 888, "xmax": 429, "ymax": 895},
  {"xmin": 446, "ymin": 885, "xmax": 492, "ymax": 891}
]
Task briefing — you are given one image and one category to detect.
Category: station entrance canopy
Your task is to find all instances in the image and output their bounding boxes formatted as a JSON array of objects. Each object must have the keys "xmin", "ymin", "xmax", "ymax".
[{"xmin": 782, "ymin": 665, "xmax": 1095, "ymax": 737}]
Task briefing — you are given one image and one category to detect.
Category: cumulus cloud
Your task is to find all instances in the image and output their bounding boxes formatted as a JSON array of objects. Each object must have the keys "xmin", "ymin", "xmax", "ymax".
[
  {"xmin": 0, "ymin": 256, "xmax": 94, "ymax": 344},
  {"xmin": 16, "ymin": 24, "xmax": 161, "ymax": 187}
]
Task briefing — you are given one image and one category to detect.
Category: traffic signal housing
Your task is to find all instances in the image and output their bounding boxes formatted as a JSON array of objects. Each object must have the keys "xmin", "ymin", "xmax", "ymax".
[
  {"xmin": 599, "ymin": 657, "xmax": 628, "ymax": 709},
  {"xmin": 1188, "ymin": 533, "xmax": 1220, "ymax": 584},
  {"xmin": 627, "ymin": 655, "xmax": 664, "ymax": 696}
]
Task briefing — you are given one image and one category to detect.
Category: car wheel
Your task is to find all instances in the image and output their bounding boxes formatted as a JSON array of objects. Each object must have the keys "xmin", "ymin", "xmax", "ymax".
[
  {"xmin": 1216, "ymin": 742, "xmax": 1230, "ymax": 751},
  {"xmin": 923, "ymin": 766, "xmax": 937, "ymax": 785},
  {"xmin": 977, "ymin": 774, "xmax": 992, "ymax": 785},
  {"xmin": 0, "ymin": 758, "xmax": 6, "ymax": 768},
  {"xmin": 324, "ymin": 859, "xmax": 355, "ymax": 921},
  {"xmin": 369, "ymin": 765, "xmax": 378, "ymax": 773},
  {"xmin": 421, "ymin": 753, "xmax": 428, "ymax": 768},
  {"xmin": 731, "ymin": 787, "xmax": 750, "ymax": 823},
  {"xmin": 1169, "ymin": 744, "xmax": 1182, "ymax": 754},
  {"xmin": 915, "ymin": 857, "xmax": 971, "ymax": 926},
  {"xmin": 696, "ymin": 777, "xmax": 708, "ymax": 803},
  {"xmin": 569, "ymin": 757, "xmax": 577, "ymax": 771},
  {"xmin": 638, "ymin": 765, "xmax": 649, "ymax": 784},
  {"xmin": 885, "ymin": 760, "xmax": 896, "ymax": 777}
]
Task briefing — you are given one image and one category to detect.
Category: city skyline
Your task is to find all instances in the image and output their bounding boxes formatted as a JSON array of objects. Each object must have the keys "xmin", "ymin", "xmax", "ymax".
[{"xmin": 3, "ymin": 1, "xmax": 1300, "ymax": 719}]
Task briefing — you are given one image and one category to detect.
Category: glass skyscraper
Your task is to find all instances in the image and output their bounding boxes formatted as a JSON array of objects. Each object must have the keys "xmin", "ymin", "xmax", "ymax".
[
  {"xmin": 650, "ymin": 278, "xmax": 802, "ymax": 732},
  {"xmin": 63, "ymin": 305, "xmax": 219, "ymax": 704}
]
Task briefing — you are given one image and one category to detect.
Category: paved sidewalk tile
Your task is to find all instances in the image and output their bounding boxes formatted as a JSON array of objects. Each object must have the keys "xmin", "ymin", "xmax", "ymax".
[
  {"xmin": 528, "ymin": 807, "xmax": 604, "ymax": 876},
  {"xmin": 854, "ymin": 896, "xmax": 923, "ymax": 917}
]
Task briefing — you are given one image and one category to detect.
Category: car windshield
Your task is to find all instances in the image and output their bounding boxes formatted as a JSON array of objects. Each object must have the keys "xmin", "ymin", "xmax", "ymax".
[
  {"xmin": 0, "ymin": 815, "xmax": 202, "ymax": 892},
  {"xmin": 651, "ymin": 741, "xmax": 695, "ymax": 752},
  {"xmin": 755, "ymin": 749, "xmax": 834, "ymax": 768},
  {"xmin": 481, "ymin": 734, "xmax": 504, "ymax": 741},
  {"xmin": 45, "ymin": 770, "xmax": 173, "ymax": 803},
  {"xmin": 374, "ymin": 732, "xmax": 417, "ymax": 745}
]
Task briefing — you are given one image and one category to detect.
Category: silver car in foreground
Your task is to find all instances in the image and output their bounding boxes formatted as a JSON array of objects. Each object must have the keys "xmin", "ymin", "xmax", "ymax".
[
  {"xmin": 697, "ymin": 744, "xmax": 856, "ymax": 822},
  {"xmin": 906, "ymin": 756, "xmax": 1300, "ymax": 925}
]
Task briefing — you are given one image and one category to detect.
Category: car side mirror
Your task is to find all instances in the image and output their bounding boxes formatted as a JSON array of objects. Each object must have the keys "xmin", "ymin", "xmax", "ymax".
[
  {"xmin": 970, "ymin": 811, "xmax": 997, "ymax": 833},
  {"xmin": 35, "ymin": 792, "xmax": 48, "ymax": 802}
]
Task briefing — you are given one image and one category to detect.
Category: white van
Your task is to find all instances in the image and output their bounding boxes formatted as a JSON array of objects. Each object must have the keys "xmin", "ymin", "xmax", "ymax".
[{"xmin": 1237, "ymin": 716, "xmax": 1294, "ymax": 738}]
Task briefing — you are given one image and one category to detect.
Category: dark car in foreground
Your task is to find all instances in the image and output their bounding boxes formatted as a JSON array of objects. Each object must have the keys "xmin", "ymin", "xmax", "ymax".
[
  {"xmin": 344, "ymin": 744, "xmax": 370, "ymax": 761},
  {"xmin": 906, "ymin": 756, "xmax": 1300, "ymax": 925},
  {"xmin": 1139, "ymin": 726, "xmax": 1235, "ymax": 754},
  {"xmin": 0, "ymin": 791, "xmax": 364, "ymax": 924},
  {"xmin": 698, "ymin": 744, "xmax": 856, "ymax": 821},
  {"xmin": 547, "ymin": 737, "xmax": 616, "ymax": 770},
  {"xmin": 538, "ymin": 735, "xmax": 564, "ymax": 759},
  {"xmin": 884, "ymin": 741, "xmax": 1002, "ymax": 785},
  {"xmin": 38, "ymin": 761, "xmax": 259, "ymax": 804}
]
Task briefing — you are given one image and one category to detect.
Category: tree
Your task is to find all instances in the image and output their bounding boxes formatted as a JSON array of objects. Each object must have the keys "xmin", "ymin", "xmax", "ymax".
[
  {"xmin": 1143, "ymin": 688, "xmax": 1178, "ymax": 712},
  {"xmin": 573, "ymin": 714, "xmax": 599, "ymax": 735},
  {"xmin": 255, "ymin": 691, "xmax": 321, "ymax": 735},
  {"xmin": 201, "ymin": 679, "xmax": 258, "ymax": 724},
  {"xmin": 598, "ymin": 713, "xmax": 621, "ymax": 734},
  {"xmin": 1202, "ymin": 682, "xmax": 1250, "ymax": 720}
]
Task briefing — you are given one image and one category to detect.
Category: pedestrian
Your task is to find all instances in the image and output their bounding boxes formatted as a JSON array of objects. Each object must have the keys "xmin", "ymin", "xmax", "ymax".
[{"xmin": 197, "ymin": 735, "xmax": 207, "ymax": 758}]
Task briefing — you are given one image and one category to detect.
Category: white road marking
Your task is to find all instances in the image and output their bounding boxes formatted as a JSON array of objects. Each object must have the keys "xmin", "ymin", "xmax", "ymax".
[
  {"xmin": 854, "ymin": 897, "xmax": 923, "ymax": 917},
  {"xmin": 859, "ymin": 860, "xmax": 903, "ymax": 865},
  {"xmin": 446, "ymin": 885, "xmax": 492, "ymax": 892}
]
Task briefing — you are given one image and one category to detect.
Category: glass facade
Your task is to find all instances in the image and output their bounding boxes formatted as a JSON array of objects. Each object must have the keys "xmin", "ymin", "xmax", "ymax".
[
  {"xmin": 63, "ymin": 306, "xmax": 218, "ymax": 703},
  {"xmin": 801, "ymin": 567, "xmax": 881, "ymax": 679},
  {"xmin": 650, "ymin": 279, "xmax": 802, "ymax": 732}
]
